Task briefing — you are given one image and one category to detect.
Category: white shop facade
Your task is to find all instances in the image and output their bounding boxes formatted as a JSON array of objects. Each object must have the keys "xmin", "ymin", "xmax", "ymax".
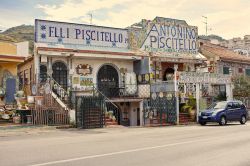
[{"xmin": 34, "ymin": 19, "xmax": 145, "ymax": 127}]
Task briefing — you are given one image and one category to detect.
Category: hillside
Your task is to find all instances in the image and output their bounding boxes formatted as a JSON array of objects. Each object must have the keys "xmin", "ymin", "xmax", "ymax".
[{"xmin": 0, "ymin": 25, "xmax": 34, "ymax": 53}]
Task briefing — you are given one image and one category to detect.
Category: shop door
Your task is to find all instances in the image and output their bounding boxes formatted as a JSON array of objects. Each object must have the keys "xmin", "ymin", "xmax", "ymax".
[
  {"xmin": 52, "ymin": 62, "xmax": 67, "ymax": 90},
  {"xmin": 97, "ymin": 65, "xmax": 119, "ymax": 97},
  {"xmin": 5, "ymin": 78, "xmax": 16, "ymax": 104}
]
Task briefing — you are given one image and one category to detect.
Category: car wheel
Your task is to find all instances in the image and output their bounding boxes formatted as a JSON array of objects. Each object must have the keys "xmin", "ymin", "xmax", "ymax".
[
  {"xmin": 240, "ymin": 115, "xmax": 246, "ymax": 125},
  {"xmin": 199, "ymin": 122, "xmax": 206, "ymax": 126},
  {"xmin": 219, "ymin": 116, "xmax": 227, "ymax": 126}
]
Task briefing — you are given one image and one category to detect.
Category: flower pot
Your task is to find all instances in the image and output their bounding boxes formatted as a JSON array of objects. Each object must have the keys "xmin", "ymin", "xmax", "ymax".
[{"xmin": 13, "ymin": 116, "xmax": 21, "ymax": 124}]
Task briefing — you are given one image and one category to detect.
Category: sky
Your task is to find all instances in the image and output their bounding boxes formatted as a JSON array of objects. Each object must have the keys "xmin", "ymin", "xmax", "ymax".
[{"xmin": 0, "ymin": 0, "xmax": 250, "ymax": 39}]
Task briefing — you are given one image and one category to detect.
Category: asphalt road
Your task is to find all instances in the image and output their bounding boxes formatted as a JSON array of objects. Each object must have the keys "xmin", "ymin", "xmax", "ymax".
[{"xmin": 1, "ymin": 123, "xmax": 250, "ymax": 166}]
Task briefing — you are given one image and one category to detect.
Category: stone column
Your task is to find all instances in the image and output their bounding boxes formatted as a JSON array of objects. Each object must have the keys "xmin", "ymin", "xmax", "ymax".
[
  {"xmin": 196, "ymin": 83, "xmax": 200, "ymax": 122},
  {"xmin": 139, "ymin": 101, "xmax": 144, "ymax": 126},
  {"xmin": 34, "ymin": 51, "xmax": 40, "ymax": 84},
  {"xmin": 174, "ymin": 64, "xmax": 179, "ymax": 125}
]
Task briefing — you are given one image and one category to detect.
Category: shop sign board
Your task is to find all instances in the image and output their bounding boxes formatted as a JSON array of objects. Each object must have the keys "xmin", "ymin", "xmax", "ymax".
[
  {"xmin": 142, "ymin": 24, "xmax": 198, "ymax": 54},
  {"xmin": 35, "ymin": 19, "xmax": 129, "ymax": 49},
  {"xmin": 179, "ymin": 72, "xmax": 231, "ymax": 84}
]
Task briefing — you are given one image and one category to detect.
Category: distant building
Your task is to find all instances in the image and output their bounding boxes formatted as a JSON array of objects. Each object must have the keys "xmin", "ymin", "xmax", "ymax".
[{"xmin": 0, "ymin": 41, "xmax": 27, "ymax": 105}]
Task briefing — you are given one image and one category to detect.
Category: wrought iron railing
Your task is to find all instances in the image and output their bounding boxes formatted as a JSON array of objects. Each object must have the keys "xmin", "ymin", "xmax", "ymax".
[
  {"xmin": 45, "ymin": 76, "xmax": 69, "ymax": 104},
  {"xmin": 94, "ymin": 83, "xmax": 151, "ymax": 98}
]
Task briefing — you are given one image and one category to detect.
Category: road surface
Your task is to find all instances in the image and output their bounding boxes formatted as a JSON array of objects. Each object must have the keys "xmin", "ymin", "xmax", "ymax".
[{"xmin": 0, "ymin": 123, "xmax": 250, "ymax": 166}]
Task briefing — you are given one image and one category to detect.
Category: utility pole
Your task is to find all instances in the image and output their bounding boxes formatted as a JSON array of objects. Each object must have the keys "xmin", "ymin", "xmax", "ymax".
[
  {"xmin": 88, "ymin": 13, "xmax": 93, "ymax": 24},
  {"xmin": 202, "ymin": 16, "xmax": 208, "ymax": 36}
]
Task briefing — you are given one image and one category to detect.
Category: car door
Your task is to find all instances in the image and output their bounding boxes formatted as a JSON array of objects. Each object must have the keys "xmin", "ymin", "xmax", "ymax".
[
  {"xmin": 233, "ymin": 102, "xmax": 241, "ymax": 120},
  {"xmin": 226, "ymin": 102, "xmax": 234, "ymax": 121}
]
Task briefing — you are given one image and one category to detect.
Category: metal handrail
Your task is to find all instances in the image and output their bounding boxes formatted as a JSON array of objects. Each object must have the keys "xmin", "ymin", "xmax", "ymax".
[
  {"xmin": 92, "ymin": 85, "xmax": 119, "ymax": 109},
  {"xmin": 46, "ymin": 75, "xmax": 69, "ymax": 100}
]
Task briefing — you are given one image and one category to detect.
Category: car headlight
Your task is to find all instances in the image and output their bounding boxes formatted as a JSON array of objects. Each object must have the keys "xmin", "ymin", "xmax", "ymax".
[{"xmin": 212, "ymin": 112, "xmax": 217, "ymax": 116}]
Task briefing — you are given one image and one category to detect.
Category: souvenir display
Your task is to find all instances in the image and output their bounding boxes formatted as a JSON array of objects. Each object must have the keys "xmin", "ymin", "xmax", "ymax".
[
  {"xmin": 125, "ymin": 72, "xmax": 137, "ymax": 95},
  {"xmin": 76, "ymin": 64, "xmax": 93, "ymax": 76},
  {"xmin": 145, "ymin": 74, "xmax": 150, "ymax": 82}
]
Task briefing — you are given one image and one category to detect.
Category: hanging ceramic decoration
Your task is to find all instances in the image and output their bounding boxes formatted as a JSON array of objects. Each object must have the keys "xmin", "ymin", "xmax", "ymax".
[
  {"xmin": 152, "ymin": 92, "xmax": 157, "ymax": 100},
  {"xmin": 125, "ymin": 72, "xmax": 137, "ymax": 95},
  {"xmin": 0, "ymin": 87, "xmax": 5, "ymax": 97},
  {"xmin": 159, "ymin": 92, "xmax": 164, "ymax": 98},
  {"xmin": 145, "ymin": 74, "xmax": 150, "ymax": 82},
  {"xmin": 76, "ymin": 64, "xmax": 93, "ymax": 76},
  {"xmin": 138, "ymin": 75, "xmax": 142, "ymax": 83},
  {"xmin": 32, "ymin": 85, "xmax": 37, "ymax": 95}
]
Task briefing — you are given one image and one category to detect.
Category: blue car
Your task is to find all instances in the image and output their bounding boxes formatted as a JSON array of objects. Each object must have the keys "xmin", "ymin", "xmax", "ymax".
[{"xmin": 199, "ymin": 101, "xmax": 248, "ymax": 126}]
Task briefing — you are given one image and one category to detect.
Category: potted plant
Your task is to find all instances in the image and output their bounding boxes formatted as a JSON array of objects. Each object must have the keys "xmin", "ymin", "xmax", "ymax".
[
  {"xmin": 112, "ymin": 116, "xmax": 116, "ymax": 122},
  {"xmin": 187, "ymin": 95, "xmax": 196, "ymax": 121},
  {"xmin": 13, "ymin": 114, "xmax": 21, "ymax": 124}
]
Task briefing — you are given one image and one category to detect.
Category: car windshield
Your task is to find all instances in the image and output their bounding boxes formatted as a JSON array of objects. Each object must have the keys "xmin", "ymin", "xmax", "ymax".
[{"xmin": 208, "ymin": 101, "xmax": 227, "ymax": 109}]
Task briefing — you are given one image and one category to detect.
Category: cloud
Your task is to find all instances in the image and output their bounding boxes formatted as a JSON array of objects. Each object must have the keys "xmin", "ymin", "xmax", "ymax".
[{"xmin": 1, "ymin": 0, "xmax": 250, "ymax": 39}]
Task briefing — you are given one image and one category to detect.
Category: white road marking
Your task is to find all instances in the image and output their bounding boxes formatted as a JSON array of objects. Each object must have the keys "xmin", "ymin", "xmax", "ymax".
[{"xmin": 30, "ymin": 138, "xmax": 212, "ymax": 166}]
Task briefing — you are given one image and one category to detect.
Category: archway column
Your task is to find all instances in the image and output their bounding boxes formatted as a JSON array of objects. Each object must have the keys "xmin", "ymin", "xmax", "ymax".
[
  {"xmin": 34, "ymin": 52, "xmax": 40, "ymax": 84},
  {"xmin": 47, "ymin": 57, "xmax": 53, "ymax": 78}
]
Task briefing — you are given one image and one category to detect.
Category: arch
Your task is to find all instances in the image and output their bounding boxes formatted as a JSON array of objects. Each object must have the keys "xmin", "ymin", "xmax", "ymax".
[
  {"xmin": 97, "ymin": 64, "xmax": 119, "ymax": 97},
  {"xmin": 163, "ymin": 67, "xmax": 175, "ymax": 81},
  {"xmin": 52, "ymin": 61, "xmax": 68, "ymax": 90}
]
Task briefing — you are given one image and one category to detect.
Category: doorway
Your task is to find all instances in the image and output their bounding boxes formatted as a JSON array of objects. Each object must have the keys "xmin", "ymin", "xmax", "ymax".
[
  {"xmin": 163, "ymin": 67, "xmax": 174, "ymax": 81},
  {"xmin": 52, "ymin": 62, "xmax": 67, "ymax": 90},
  {"xmin": 97, "ymin": 64, "xmax": 119, "ymax": 97}
]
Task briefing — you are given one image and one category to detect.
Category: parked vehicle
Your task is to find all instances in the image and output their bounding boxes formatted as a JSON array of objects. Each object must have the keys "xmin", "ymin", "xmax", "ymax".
[{"xmin": 198, "ymin": 101, "xmax": 248, "ymax": 126}]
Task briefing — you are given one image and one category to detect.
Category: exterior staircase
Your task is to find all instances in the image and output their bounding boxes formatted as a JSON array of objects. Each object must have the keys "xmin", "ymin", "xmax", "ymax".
[
  {"xmin": 179, "ymin": 113, "xmax": 194, "ymax": 125},
  {"xmin": 32, "ymin": 77, "xmax": 72, "ymax": 126},
  {"xmin": 105, "ymin": 116, "xmax": 118, "ymax": 126}
]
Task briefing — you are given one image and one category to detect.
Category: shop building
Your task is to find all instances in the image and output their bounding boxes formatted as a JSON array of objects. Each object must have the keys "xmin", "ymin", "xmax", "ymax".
[
  {"xmin": 34, "ymin": 19, "xmax": 146, "ymax": 127},
  {"xmin": 0, "ymin": 41, "xmax": 28, "ymax": 124},
  {"xmin": 29, "ymin": 17, "xmax": 234, "ymax": 128},
  {"xmin": 199, "ymin": 42, "xmax": 250, "ymax": 97},
  {"xmin": 0, "ymin": 41, "xmax": 28, "ymax": 104}
]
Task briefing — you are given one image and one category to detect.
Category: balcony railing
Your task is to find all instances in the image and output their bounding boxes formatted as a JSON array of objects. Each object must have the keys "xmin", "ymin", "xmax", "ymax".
[{"xmin": 95, "ymin": 83, "xmax": 151, "ymax": 99}]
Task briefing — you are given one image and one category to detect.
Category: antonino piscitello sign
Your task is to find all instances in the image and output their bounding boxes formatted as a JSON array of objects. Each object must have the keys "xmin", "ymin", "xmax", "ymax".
[{"xmin": 141, "ymin": 22, "xmax": 198, "ymax": 54}]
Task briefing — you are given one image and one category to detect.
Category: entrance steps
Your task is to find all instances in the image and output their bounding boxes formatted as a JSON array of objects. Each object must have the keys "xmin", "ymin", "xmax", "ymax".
[
  {"xmin": 105, "ymin": 117, "xmax": 118, "ymax": 126},
  {"xmin": 179, "ymin": 113, "xmax": 194, "ymax": 125}
]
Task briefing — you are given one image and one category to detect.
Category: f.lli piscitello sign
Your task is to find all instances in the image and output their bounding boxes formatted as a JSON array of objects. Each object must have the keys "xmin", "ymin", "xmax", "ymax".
[{"xmin": 35, "ymin": 19, "xmax": 129, "ymax": 49}]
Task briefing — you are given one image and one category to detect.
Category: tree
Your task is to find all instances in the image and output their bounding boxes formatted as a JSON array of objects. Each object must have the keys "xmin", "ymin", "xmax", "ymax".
[{"xmin": 233, "ymin": 76, "xmax": 250, "ymax": 97}]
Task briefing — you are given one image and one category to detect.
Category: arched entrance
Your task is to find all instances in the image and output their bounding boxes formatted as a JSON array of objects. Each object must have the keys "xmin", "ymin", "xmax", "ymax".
[
  {"xmin": 52, "ymin": 62, "xmax": 67, "ymax": 90},
  {"xmin": 163, "ymin": 67, "xmax": 174, "ymax": 81},
  {"xmin": 97, "ymin": 65, "xmax": 119, "ymax": 97}
]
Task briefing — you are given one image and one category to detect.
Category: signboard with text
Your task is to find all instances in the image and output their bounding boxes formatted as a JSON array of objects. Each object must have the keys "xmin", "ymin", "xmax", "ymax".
[
  {"xmin": 129, "ymin": 18, "xmax": 198, "ymax": 54},
  {"xmin": 142, "ymin": 23, "xmax": 198, "ymax": 54},
  {"xmin": 35, "ymin": 19, "xmax": 129, "ymax": 49}
]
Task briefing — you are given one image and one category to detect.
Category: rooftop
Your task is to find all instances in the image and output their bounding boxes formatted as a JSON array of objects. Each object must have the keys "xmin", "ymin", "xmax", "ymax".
[{"xmin": 200, "ymin": 42, "xmax": 250, "ymax": 63}]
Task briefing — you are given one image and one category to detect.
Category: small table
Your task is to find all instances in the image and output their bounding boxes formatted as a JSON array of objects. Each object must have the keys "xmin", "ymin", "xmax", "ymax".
[{"xmin": 16, "ymin": 109, "xmax": 32, "ymax": 124}]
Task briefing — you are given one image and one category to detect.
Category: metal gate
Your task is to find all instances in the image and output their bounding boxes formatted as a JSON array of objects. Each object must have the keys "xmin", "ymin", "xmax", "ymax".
[
  {"xmin": 143, "ymin": 82, "xmax": 177, "ymax": 126},
  {"xmin": 76, "ymin": 96, "xmax": 105, "ymax": 129}
]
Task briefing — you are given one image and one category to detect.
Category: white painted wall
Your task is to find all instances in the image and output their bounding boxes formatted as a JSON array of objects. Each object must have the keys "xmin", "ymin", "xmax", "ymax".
[{"xmin": 71, "ymin": 58, "xmax": 134, "ymax": 89}]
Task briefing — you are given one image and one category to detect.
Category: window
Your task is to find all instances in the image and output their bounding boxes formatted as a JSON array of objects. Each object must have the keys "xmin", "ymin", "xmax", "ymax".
[
  {"xmin": 227, "ymin": 102, "xmax": 233, "ymax": 109},
  {"xmin": 24, "ymin": 69, "xmax": 29, "ymax": 84},
  {"xmin": 246, "ymin": 69, "xmax": 250, "ymax": 76},
  {"xmin": 233, "ymin": 102, "xmax": 241, "ymax": 109},
  {"xmin": 223, "ymin": 67, "xmax": 229, "ymax": 75},
  {"xmin": 238, "ymin": 68, "xmax": 243, "ymax": 73}
]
